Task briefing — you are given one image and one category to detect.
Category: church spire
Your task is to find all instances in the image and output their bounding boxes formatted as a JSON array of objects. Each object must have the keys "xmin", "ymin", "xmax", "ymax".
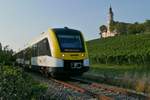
[
  {"xmin": 100, "ymin": 5, "xmax": 117, "ymax": 38},
  {"xmin": 109, "ymin": 5, "xmax": 114, "ymax": 23},
  {"xmin": 109, "ymin": 5, "xmax": 112, "ymax": 13}
]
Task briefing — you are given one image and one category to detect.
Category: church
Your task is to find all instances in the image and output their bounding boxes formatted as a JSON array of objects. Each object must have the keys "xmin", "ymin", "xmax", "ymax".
[{"xmin": 101, "ymin": 6, "xmax": 118, "ymax": 38}]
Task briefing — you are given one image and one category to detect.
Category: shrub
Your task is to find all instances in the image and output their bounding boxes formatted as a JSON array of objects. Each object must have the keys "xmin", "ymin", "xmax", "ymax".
[{"xmin": 0, "ymin": 65, "xmax": 47, "ymax": 100}]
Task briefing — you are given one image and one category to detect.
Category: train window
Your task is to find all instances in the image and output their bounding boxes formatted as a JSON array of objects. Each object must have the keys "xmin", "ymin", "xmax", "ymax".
[
  {"xmin": 20, "ymin": 51, "xmax": 23, "ymax": 58},
  {"xmin": 31, "ymin": 38, "xmax": 51, "ymax": 57},
  {"xmin": 37, "ymin": 38, "xmax": 51, "ymax": 56},
  {"xmin": 32, "ymin": 44, "xmax": 38, "ymax": 57},
  {"xmin": 54, "ymin": 29, "xmax": 85, "ymax": 52},
  {"xmin": 37, "ymin": 42, "xmax": 42, "ymax": 56},
  {"xmin": 32, "ymin": 46, "xmax": 34, "ymax": 57},
  {"xmin": 25, "ymin": 48, "xmax": 32, "ymax": 60},
  {"xmin": 43, "ymin": 38, "xmax": 51, "ymax": 56}
]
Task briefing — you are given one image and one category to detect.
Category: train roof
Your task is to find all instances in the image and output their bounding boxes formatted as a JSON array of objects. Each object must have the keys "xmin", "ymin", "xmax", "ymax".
[
  {"xmin": 15, "ymin": 27, "xmax": 82, "ymax": 54},
  {"xmin": 52, "ymin": 27, "xmax": 81, "ymax": 34}
]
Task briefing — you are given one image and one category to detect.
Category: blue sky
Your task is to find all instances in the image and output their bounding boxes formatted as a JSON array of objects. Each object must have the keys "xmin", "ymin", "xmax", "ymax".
[{"xmin": 0, "ymin": 0, "xmax": 150, "ymax": 51}]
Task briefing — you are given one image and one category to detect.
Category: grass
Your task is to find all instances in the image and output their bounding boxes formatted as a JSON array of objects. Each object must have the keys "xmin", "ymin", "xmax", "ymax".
[
  {"xmin": 86, "ymin": 64, "xmax": 150, "ymax": 93},
  {"xmin": 90, "ymin": 64, "xmax": 150, "ymax": 77},
  {"xmin": 90, "ymin": 64, "xmax": 135, "ymax": 76}
]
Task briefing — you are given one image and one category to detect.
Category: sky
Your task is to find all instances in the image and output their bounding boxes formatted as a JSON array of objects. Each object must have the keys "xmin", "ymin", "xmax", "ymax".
[{"xmin": 0, "ymin": 0, "xmax": 150, "ymax": 51}]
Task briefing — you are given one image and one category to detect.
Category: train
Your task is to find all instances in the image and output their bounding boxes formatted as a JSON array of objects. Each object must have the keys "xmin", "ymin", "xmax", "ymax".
[{"xmin": 15, "ymin": 27, "xmax": 89, "ymax": 77}]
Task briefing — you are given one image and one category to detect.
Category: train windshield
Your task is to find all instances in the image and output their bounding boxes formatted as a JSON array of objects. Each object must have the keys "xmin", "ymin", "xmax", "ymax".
[{"xmin": 54, "ymin": 29, "xmax": 85, "ymax": 52}]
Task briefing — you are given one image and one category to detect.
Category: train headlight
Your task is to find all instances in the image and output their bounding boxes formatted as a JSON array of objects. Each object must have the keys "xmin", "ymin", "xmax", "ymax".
[
  {"xmin": 81, "ymin": 53, "xmax": 85, "ymax": 57},
  {"xmin": 62, "ymin": 54, "xmax": 65, "ymax": 57}
]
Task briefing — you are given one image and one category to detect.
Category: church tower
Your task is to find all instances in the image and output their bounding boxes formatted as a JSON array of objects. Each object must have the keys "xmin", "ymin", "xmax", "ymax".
[
  {"xmin": 108, "ymin": 5, "xmax": 114, "ymax": 32},
  {"xmin": 101, "ymin": 5, "xmax": 117, "ymax": 38},
  {"xmin": 108, "ymin": 5, "xmax": 114, "ymax": 24}
]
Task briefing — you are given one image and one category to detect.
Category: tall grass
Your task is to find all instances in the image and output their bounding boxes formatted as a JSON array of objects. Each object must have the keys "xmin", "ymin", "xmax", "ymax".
[{"xmin": 89, "ymin": 64, "xmax": 150, "ymax": 94}]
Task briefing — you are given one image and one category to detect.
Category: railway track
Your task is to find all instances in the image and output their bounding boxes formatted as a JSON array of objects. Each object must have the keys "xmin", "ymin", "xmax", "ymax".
[
  {"xmin": 50, "ymin": 78, "xmax": 112, "ymax": 100},
  {"xmin": 69, "ymin": 77, "xmax": 150, "ymax": 100},
  {"xmin": 29, "ymin": 71, "xmax": 150, "ymax": 100},
  {"xmin": 49, "ymin": 77, "xmax": 150, "ymax": 100}
]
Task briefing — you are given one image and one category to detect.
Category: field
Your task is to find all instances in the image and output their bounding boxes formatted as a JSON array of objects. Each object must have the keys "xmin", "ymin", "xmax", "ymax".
[
  {"xmin": 85, "ymin": 64, "xmax": 150, "ymax": 93},
  {"xmin": 87, "ymin": 33, "xmax": 150, "ymax": 65},
  {"xmin": 86, "ymin": 33, "xmax": 150, "ymax": 93},
  {"xmin": 90, "ymin": 64, "xmax": 150, "ymax": 77}
]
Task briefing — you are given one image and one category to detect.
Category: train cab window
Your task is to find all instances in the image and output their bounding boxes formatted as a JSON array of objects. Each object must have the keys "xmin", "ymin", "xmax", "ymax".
[{"xmin": 54, "ymin": 29, "xmax": 85, "ymax": 52}]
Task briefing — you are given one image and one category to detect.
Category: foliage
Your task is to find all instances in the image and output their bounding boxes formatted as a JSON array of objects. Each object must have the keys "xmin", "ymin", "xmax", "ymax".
[
  {"xmin": 124, "ymin": 20, "xmax": 149, "ymax": 34},
  {"xmin": 144, "ymin": 20, "xmax": 150, "ymax": 32},
  {"xmin": 101, "ymin": 19, "xmax": 150, "ymax": 35},
  {"xmin": 87, "ymin": 33, "xmax": 150, "ymax": 65},
  {"xmin": 99, "ymin": 25, "xmax": 107, "ymax": 33},
  {"xmin": 0, "ymin": 65, "xmax": 47, "ymax": 100},
  {"xmin": 0, "ymin": 44, "xmax": 15, "ymax": 65}
]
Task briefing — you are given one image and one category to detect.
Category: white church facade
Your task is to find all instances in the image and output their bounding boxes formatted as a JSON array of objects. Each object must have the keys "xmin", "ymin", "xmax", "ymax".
[{"xmin": 101, "ymin": 6, "xmax": 118, "ymax": 38}]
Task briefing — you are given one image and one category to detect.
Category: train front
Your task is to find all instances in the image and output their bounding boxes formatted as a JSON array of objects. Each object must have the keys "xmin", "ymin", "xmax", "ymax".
[{"xmin": 49, "ymin": 28, "xmax": 89, "ymax": 77}]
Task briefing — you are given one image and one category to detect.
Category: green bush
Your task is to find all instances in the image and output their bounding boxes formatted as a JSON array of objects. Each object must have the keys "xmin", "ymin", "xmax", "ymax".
[{"xmin": 0, "ymin": 65, "xmax": 47, "ymax": 100}]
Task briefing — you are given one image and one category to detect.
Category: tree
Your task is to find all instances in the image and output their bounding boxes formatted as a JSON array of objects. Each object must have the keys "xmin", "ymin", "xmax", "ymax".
[
  {"xmin": 115, "ymin": 22, "xmax": 128, "ymax": 35},
  {"xmin": 105, "ymin": 19, "xmax": 150, "ymax": 35},
  {"xmin": 0, "ymin": 43, "xmax": 2, "ymax": 51},
  {"xmin": 144, "ymin": 20, "xmax": 150, "ymax": 32},
  {"xmin": 136, "ymin": 24, "xmax": 145, "ymax": 34},
  {"xmin": 109, "ymin": 21, "xmax": 115, "ymax": 32},
  {"xmin": 0, "ymin": 44, "xmax": 14, "ymax": 65},
  {"xmin": 99, "ymin": 25, "xmax": 107, "ymax": 38},
  {"xmin": 99, "ymin": 25, "xmax": 107, "ymax": 33},
  {"xmin": 127, "ymin": 24, "xmax": 137, "ymax": 34}
]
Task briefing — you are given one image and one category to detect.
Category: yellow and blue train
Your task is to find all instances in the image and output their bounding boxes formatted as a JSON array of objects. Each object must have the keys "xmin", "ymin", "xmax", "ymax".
[{"xmin": 15, "ymin": 27, "xmax": 89, "ymax": 77}]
